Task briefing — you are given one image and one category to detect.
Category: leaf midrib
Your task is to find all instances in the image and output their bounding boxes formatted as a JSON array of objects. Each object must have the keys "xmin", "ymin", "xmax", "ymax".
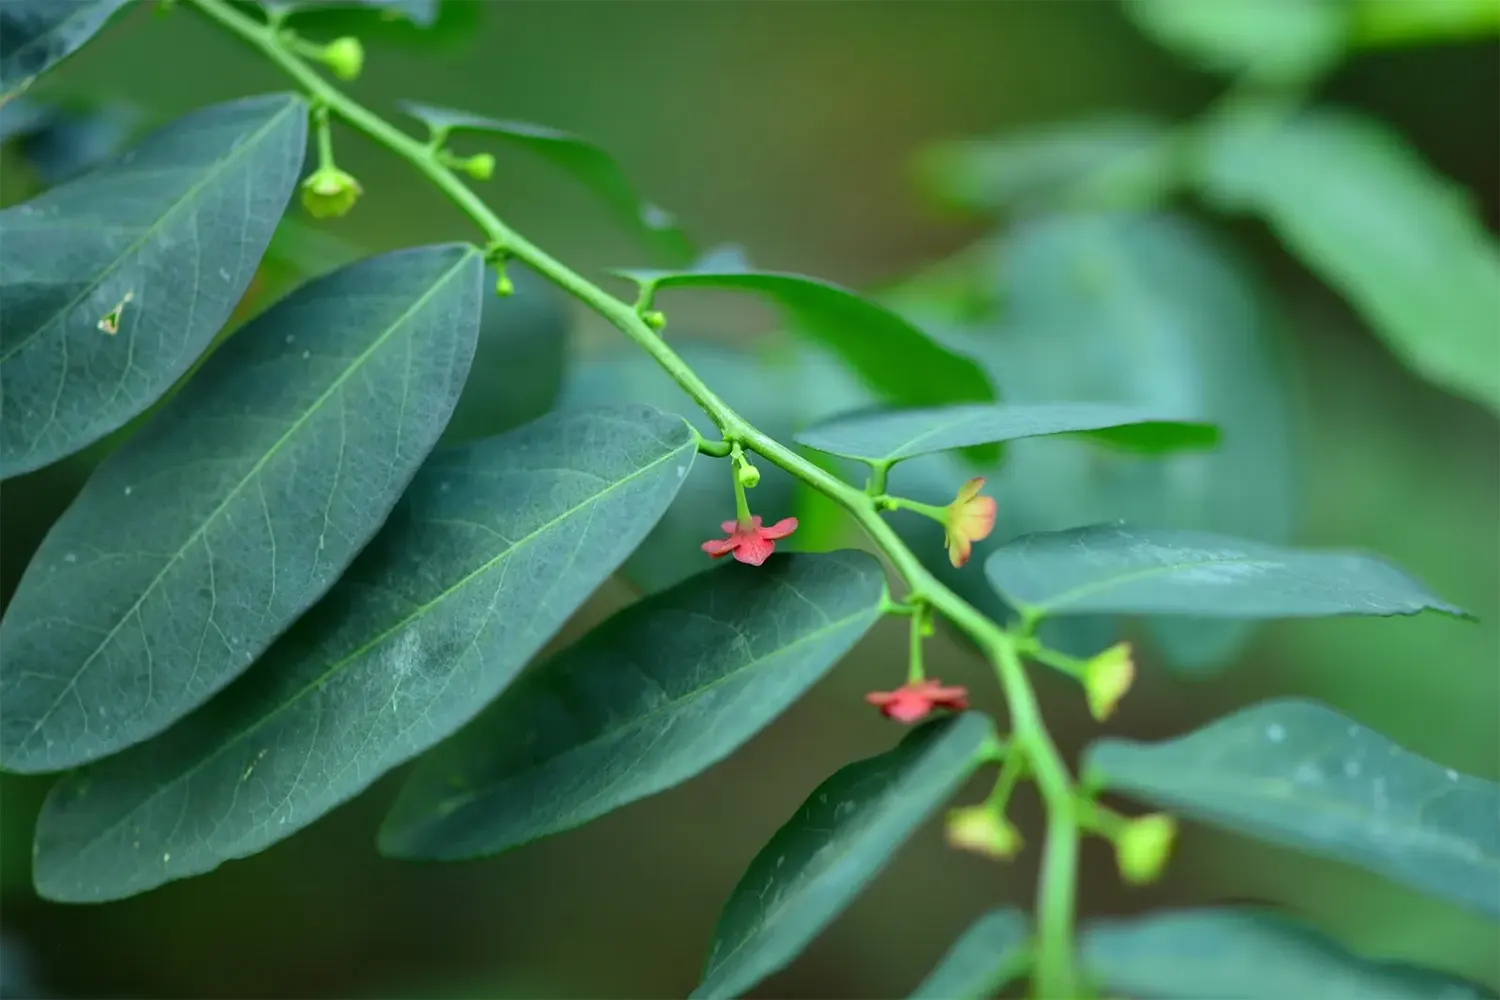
[
  {"xmin": 48, "ymin": 431, "xmax": 694, "ymax": 870},
  {"xmin": 16, "ymin": 248, "xmax": 475, "ymax": 752},
  {"xmin": 428, "ymin": 585, "xmax": 881, "ymax": 825},
  {"xmin": 0, "ymin": 94, "xmax": 299, "ymax": 364}
]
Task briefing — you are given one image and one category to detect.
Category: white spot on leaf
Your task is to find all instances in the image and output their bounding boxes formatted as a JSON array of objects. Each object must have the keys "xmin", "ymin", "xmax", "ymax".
[{"xmin": 1266, "ymin": 724, "xmax": 1286, "ymax": 743}]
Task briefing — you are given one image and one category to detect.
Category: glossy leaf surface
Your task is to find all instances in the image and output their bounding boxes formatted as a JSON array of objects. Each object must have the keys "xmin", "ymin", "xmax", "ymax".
[
  {"xmin": 0, "ymin": 245, "xmax": 483, "ymax": 773},
  {"xmin": 984, "ymin": 524, "xmax": 1465, "ymax": 620},
  {"xmin": 380, "ymin": 551, "xmax": 885, "ymax": 860},
  {"xmin": 909, "ymin": 908, "xmax": 1031, "ymax": 1000},
  {"xmin": 0, "ymin": 94, "xmax": 307, "ymax": 477},
  {"xmin": 1084, "ymin": 700, "xmax": 1500, "ymax": 917},
  {"xmin": 33, "ymin": 404, "xmax": 696, "ymax": 901},
  {"xmin": 796, "ymin": 402, "xmax": 1215, "ymax": 466},
  {"xmin": 693, "ymin": 713, "xmax": 998, "ymax": 999},
  {"xmin": 0, "ymin": 0, "xmax": 130, "ymax": 97}
]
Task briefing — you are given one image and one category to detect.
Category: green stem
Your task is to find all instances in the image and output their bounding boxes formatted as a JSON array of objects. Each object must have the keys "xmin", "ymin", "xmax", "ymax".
[
  {"xmin": 880, "ymin": 494, "xmax": 949, "ymax": 522},
  {"xmin": 313, "ymin": 104, "xmax": 335, "ymax": 170},
  {"xmin": 986, "ymin": 745, "xmax": 1025, "ymax": 812},
  {"xmin": 907, "ymin": 604, "xmax": 926, "ymax": 684},
  {"xmin": 188, "ymin": 0, "xmax": 1085, "ymax": 991},
  {"xmin": 1020, "ymin": 639, "xmax": 1089, "ymax": 679},
  {"xmin": 867, "ymin": 461, "xmax": 891, "ymax": 497},
  {"xmin": 730, "ymin": 445, "xmax": 753, "ymax": 524}
]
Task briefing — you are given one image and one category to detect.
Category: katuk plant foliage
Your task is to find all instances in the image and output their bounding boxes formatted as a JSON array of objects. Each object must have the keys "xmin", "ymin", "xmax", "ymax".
[{"xmin": 1, "ymin": 1, "xmax": 1497, "ymax": 998}]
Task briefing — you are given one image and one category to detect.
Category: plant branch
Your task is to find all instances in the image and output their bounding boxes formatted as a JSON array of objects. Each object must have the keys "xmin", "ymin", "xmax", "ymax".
[{"xmin": 187, "ymin": 1, "xmax": 1083, "ymax": 993}]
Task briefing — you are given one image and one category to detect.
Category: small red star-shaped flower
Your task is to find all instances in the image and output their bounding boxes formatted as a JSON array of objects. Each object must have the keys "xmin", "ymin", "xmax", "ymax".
[
  {"xmin": 701, "ymin": 515, "xmax": 798, "ymax": 567},
  {"xmin": 865, "ymin": 679, "xmax": 970, "ymax": 723}
]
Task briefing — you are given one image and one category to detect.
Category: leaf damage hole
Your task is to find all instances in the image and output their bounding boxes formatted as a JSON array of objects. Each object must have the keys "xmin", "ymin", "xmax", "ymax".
[{"xmin": 97, "ymin": 290, "xmax": 136, "ymax": 336}]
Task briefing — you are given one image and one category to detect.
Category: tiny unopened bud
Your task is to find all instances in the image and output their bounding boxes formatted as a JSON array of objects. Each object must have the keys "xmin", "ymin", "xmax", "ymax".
[
  {"xmin": 1116, "ymin": 813, "xmax": 1176, "ymax": 885},
  {"xmin": 321, "ymin": 36, "xmax": 364, "ymax": 80},
  {"xmin": 641, "ymin": 309, "xmax": 666, "ymax": 331},
  {"xmin": 945, "ymin": 806, "xmax": 1022, "ymax": 860},
  {"xmin": 1083, "ymin": 641, "xmax": 1134, "ymax": 722},
  {"xmin": 300, "ymin": 166, "xmax": 362, "ymax": 219},
  {"xmin": 736, "ymin": 461, "xmax": 761, "ymax": 489},
  {"xmin": 461, "ymin": 152, "xmax": 495, "ymax": 181},
  {"xmin": 494, "ymin": 271, "xmax": 514, "ymax": 297}
]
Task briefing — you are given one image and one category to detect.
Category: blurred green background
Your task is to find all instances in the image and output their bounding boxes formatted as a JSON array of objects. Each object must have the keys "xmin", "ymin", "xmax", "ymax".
[{"xmin": 1, "ymin": 1, "xmax": 1496, "ymax": 997}]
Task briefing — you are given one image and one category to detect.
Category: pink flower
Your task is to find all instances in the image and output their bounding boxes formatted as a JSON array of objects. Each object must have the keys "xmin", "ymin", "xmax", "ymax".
[
  {"xmin": 701, "ymin": 516, "xmax": 798, "ymax": 567},
  {"xmin": 865, "ymin": 679, "xmax": 970, "ymax": 723},
  {"xmin": 945, "ymin": 477, "xmax": 997, "ymax": 568}
]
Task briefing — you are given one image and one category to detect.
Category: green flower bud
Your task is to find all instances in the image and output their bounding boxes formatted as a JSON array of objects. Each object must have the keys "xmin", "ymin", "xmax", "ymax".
[
  {"xmin": 1083, "ymin": 641, "xmax": 1134, "ymax": 722},
  {"xmin": 1116, "ymin": 813, "xmax": 1177, "ymax": 885},
  {"xmin": 944, "ymin": 805, "xmax": 1023, "ymax": 860},
  {"xmin": 494, "ymin": 271, "xmax": 514, "ymax": 297},
  {"xmin": 300, "ymin": 166, "xmax": 362, "ymax": 219},
  {"xmin": 463, "ymin": 153, "xmax": 495, "ymax": 181},
  {"xmin": 321, "ymin": 36, "xmax": 364, "ymax": 81},
  {"xmin": 641, "ymin": 309, "xmax": 667, "ymax": 331},
  {"xmin": 736, "ymin": 461, "xmax": 761, "ymax": 489}
]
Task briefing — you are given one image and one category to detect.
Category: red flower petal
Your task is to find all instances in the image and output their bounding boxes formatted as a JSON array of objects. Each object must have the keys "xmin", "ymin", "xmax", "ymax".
[{"xmin": 760, "ymin": 516, "xmax": 798, "ymax": 540}]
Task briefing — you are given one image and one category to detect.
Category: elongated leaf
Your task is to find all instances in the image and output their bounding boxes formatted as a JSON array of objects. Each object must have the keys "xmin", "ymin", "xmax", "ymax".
[
  {"xmin": 400, "ymin": 101, "xmax": 691, "ymax": 264},
  {"xmin": 914, "ymin": 114, "xmax": 1178, "ymax": 213},
  {"xmin": 1083, "ymin": 908, "xmax": 1493, "ymax": 999},
  {"xmin": 1084, "ymin": 699, "xmax": 1500, "ymax": 918},
  {"xmin": 1125, "ymin": 0, "xmax": 1348, "ymax": 84},
  {"xmin": 265, "ymin": 0, "xmax": 438, "ymax": 27},
  {"xmin": 1196, "ymin": 106, "xmax": 1500, "ymax": 415},
  {"xmin": 381, "ymin": 551, "xmax": 885, "ymax": 859},
  {"xmin": 32, "ymin": 404, "xmax": 696, "ymax": 902},
  {"xmin": 619, "ymin": 261, "xmax": 993, "ymax": 412},
  {"xmin": 910, "ymin": 908, "xmax": 1031, "ymax": 1000},
  {"xmin": 0, "ymin": 0, "xmax": 131, "ymax": 97},
  {"xmin": 0, "ymin": 93, "xmax": 307, "ymax": 478},
  {"xmin": 10, "ymin": 99, "xmax": 138, "ymax": 186},
  {"xmin": 693, "ymin": 713, "xmax": 998, "ymax": 999},
  {"xmin": 0, "ymin": 244, "xmax": 483, "ymax": 774},
  {"xmin": 797, "ymin": 402, "xmax": 1215, "ymax": 467},
  {"xmin": 985, "ymin": 523, "xmax": 1464, "ymax": 620},
  {"xmin": 440, "ymin": 264, "xmax": 568, "ymax": 443}
]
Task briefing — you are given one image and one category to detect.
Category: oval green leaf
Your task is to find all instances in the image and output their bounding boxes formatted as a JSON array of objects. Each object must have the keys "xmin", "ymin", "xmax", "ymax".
[
  {"xmin": 1083, "ymin": 908, "xmax": 1494, "ymax": 999},
  {"xmin": 1083, "ymin": 699, "xmax": 1500, "ymax": 918},
  {"xmin": 0, "ymin": 93, "xmax": 308, "ymax": 477},
  {"xmin": 796, "ymin": 402, "xmax": 1216, "ymax": 467},
  {"xmin": 1195, "ymin": 106, "xmax": 1500, "ymax": 415},
  {"xmin": 984, "ymin": 524, "xmax": 1466, "ymax": 620},
  {"xmin": 380, "ymin": 551, "xmax": 887, "ymax": 860},
  {"xmin": 1353, "ymin": 0, "xmax": 1500, "ymax": 47},
  {"xmin": 31, "ymin": 404, "xmax": 697, "ymax": 902},
  {"xmin": 910, "ymin": 908, "xmax": 1031, "ymax": 1000},
  {"xmin": 0, "ymin": 0, "xmax": 131, "ymax": 97},
  {"xmin": 0, "ymin": 244, "xmax": 483, "ymax": 774},
  {"xmin": 618, "ymin": 255, "xmax": 994, "ymax": 412},
  {"xmin": 1125, "ymin": 0, "xmax": 1348, "ymax": 85},
  {"xmin": 399, "ymin": 101, "xmax": 692, "ymax": 265},
  {"xmin": 692, "ymin": 713, "xmax": 998, "ymax": 999}
]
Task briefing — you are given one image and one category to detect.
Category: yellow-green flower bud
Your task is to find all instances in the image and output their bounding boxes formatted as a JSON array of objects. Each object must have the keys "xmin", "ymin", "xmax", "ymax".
[
  {"xmin": 300, "ymin": 166, "xmax": 362, "ymax": 219},
  {"xmin": 463, "ymin": 153, "xmax": 495, "ymax": 181},
  {"xmin": 1083, "ymin": 641, "xmax": 1134, "ymax": 722},
  {"xmin": 736, "ymin": 461, "xmax": 761, "ymax": 489},
  {"xmin": 1116, "ymin": 813, "xmax": 1177, "ymax": 885},
  {"xmin": 641, "ymin": 309, "xmax": 667, "ymax": 332},
  {"xmin": 944, "ymin": 806, "xmax": 1023, "ymax": 860},
  {"xmin": 321, "ymin": 36, "xmax": 364, "ymax": 81}
]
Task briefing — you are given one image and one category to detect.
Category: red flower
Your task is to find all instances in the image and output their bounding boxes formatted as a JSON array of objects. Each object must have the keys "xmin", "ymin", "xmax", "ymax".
[
  {"xmin": 701, "ymin": 516, "xmax": 798, "ymax": 567},
  {"xmin": 865, "ymin": 679, "xmax": 970, "ymax": 724}
]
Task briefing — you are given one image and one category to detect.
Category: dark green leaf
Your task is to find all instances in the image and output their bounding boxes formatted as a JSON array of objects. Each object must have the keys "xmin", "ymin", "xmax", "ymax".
[
  {"xmin": 796, "ymin": 402, "xmax": 1215, "ymax": 467},
  {"xmin": 0, "ymin": 0, "xmax": 131, "ymax": 97},
  {"xmin": 32, "ymin": 404, "xmax": 696, "ymax": 901},
  {"xmin": 909, "ymin": 908, "xmax": 1031, "ymax": 1000},
  {"xmin": 1195, "ymin": 106, "xmax": 1500, "ymax": 415},
  {"xmin": 693, "ymin": 713, "xmax": 999, "ymax": 999},
  {"xmin": 618, "ymin": 257, "xmax": 994, "ymax": 411},
  {"xmin": 947, "ymin": 212, "xmax": 1299, "ymax": 670},
  {"xmin": 1084, "ymin": 699, "xmax": 1500, "ymax": 918},
  {"xmin": 0, "ymin": 93, "xmax": 308, "ymax": 478},
  {"xmin": 13, "ymin": 100, "xmax": 137, "ymax": 186},
  {"xmin": 399, "ymin": 101, "xmax": 692, "ymax": 265},
  {"xmin": 985, "ymin": 523, "xmax": 1465, "ymax": 620},
  {"xmin": 440, "ymin": 264, "xmax": 568, "ymax": 443},
  {"xmin": 0, "ymin": 244, "xmax": 483, "ymax": 774},
  {"xmin": 914, "ymin": 115, "xmax": 1178, "ymax": 214},
  {"xmin": 1353, "ymin": 0, "xmax": 1500, "ymax": 47},
  {"xmin": 1083, "ymin": 908, "xmax": 1494, "ymax": 999},
  {"xmin": 380, "ymin": 551, "xmax": 886, "ymax": 860},
  {"xmin": 1125, "ymin": 0, "xmax": 1348, "ymax": 84},
  {"xmin": 269, "ymin": 0, "xmax": 438, "ymax": 27}
]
